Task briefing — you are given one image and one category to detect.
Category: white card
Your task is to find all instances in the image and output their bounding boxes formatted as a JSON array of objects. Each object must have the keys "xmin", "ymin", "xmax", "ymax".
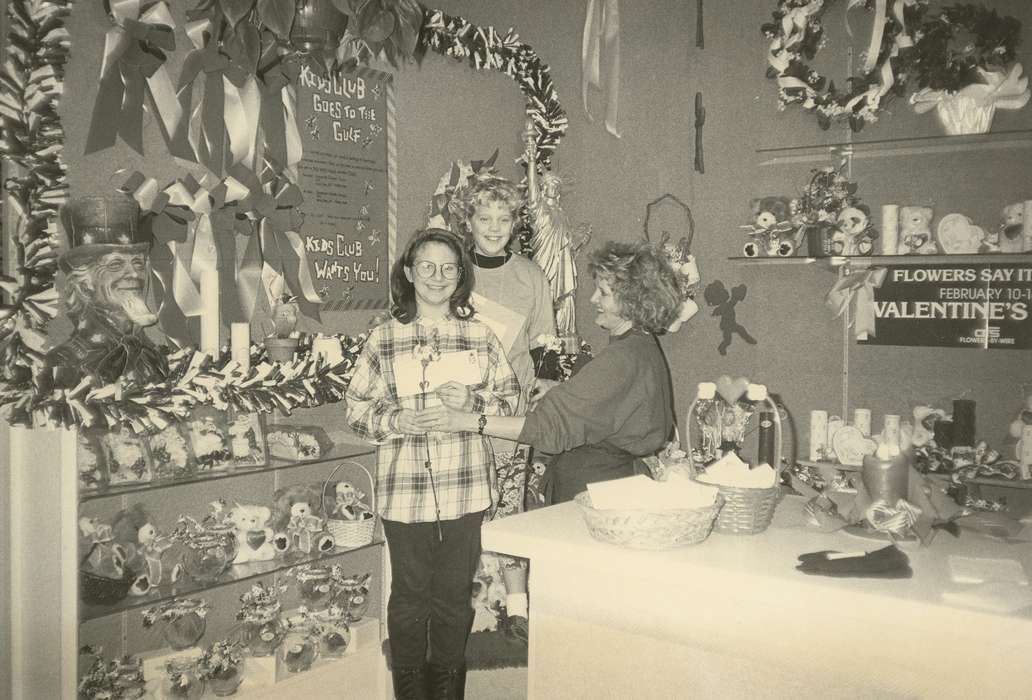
[{"xmin": 394, "ymin": 350, "xmax": 483, "ymax": 397}]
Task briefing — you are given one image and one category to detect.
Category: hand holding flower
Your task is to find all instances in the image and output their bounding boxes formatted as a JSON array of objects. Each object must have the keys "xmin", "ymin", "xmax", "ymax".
[{"xmin": 394, "ymin": 408, "xmax": 439, "ymax": 434}]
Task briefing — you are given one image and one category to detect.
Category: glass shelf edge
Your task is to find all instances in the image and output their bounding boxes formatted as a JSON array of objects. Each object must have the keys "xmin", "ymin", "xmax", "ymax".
[
  {"xmin": 730, "ymin": 253, "xmax": 1032, "ymax": 267},
  {"xmin": 80, "ymin": 538, "xmax": 384, "ymax": 623},
  {"xmin": 80, "ymin": 444, "xmax": 376, "ymax": 503}
]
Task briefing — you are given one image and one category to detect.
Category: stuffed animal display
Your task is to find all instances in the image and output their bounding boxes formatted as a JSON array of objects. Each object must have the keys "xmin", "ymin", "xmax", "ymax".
[
  {"xmin": 332, "ymin": 481, "xmax": 373, "ymax": 521},
  {"xmin": 999, "ymin": 203, "xmax": 1029, "ymax": 253},
  {"xmin": 898, "ymin": 206, "xmax": 937, "ymax": 254},
  {"xmin": 272, "ymin": 484, "xmax": 335, "ymax": 555},
  {"xmin": 833, "ymin": 206, "xmax": 878, "ymax": 256},
  {"xmin": 742, "ymin": 196, "xmax": 796, "ymax": 257},
  {"xmin": 228, "ymin": 503, "xmax": 277, "ymax": 564}
]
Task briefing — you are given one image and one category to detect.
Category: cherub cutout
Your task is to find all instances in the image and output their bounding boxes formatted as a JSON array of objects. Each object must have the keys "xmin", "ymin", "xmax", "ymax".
[{"xmin": 703, "ymin": 280, "xmax": 756, "ymax": 356}]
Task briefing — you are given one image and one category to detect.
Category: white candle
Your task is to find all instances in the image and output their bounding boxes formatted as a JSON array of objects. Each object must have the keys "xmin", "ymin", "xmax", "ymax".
[
  {"xmin": 200, "ymin": 268, "xmax": 220, "ymax": 356},
  {"xmin": 231, "ymin": 322, "xmax": 250, "ymax": 371},
  {"xmin": 882, "ymin": 414, "xmax": 901, "ymax": 449},
  {"xmin": 880, "ymin": 205, "xmax": 899, "ymax": 255},
  {"xmin": 826, "ymin": 415, "xmax": 844, "ymax": 460},
  {"xmin": 809, "ymin": 410, "xmax": 828, "ymax": 461},
  {"xmin": 853, "ymin": 408, "xmax": 872, "ymax": 437},
  {"xmin": 1022, "ymin": 200, "xmax": 1032, "ymax": 252}
]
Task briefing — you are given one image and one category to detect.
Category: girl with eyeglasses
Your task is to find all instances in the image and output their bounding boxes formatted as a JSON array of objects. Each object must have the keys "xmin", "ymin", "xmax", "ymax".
[{"xmin": 344, "ymin": 227, "xmax": 520, "ymax": 700}]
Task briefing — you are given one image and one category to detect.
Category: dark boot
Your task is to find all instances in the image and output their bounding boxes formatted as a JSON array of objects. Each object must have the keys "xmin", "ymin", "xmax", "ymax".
[
  {"xmin": 427, "ymin": 663, "xmax": 466, "ymax": 700},
  {"xmin": 391, "ymin": 664, "xmax": 429, "ymax": 700}
]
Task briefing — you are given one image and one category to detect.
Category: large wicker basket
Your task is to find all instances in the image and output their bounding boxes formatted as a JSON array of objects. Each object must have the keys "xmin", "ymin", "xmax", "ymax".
[
  {"xmin": 574, "ymin": 491, "xmax": 723, "ymax": 550},
  {"xmin": 322, "ymin": 461, "xmax": 377, "ymax": 549}
]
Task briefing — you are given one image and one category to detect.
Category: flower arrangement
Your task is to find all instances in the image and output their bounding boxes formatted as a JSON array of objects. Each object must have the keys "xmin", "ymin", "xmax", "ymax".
[
  {"xmin": 530, "ymin": 334, "xmax": 593, "ymax": 383},
  {"xmin": 142, "ymin": 598, "xmax": 210, "ymax": 628},
  {"xmin": 195, "ymin": 639, "xmax": 244, "ymax": 682},
  {"xmin": 77, "ymin": 646, "xmax": 146, "ymax": 700},
  {"xmin": 329, "ymin": 568, "xmax": 372, "ymax": 622},
  {"xmin": 762, "ymin": 0, "xmax": 1028, "ymax": 132},
  {"xmin": 788, "ymin": 167, "xmax": 876, "ymax": 255}
]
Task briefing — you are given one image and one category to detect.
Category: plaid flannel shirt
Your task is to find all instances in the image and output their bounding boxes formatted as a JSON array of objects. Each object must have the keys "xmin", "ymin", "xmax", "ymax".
[{"xmin": 345, "ymin": 316, "xmax": 521, "ymax": 523}]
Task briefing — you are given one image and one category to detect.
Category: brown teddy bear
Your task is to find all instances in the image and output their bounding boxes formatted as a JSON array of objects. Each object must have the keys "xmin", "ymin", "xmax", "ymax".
[{"xmin": 271, "ymin": 484, "xmax": 335, "ymax": 555}]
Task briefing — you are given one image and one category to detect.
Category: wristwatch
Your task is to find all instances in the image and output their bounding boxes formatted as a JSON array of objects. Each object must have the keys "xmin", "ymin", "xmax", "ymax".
[{"xmin": 477, "ymin": 414, "xmax": 487, "ymax": 435}]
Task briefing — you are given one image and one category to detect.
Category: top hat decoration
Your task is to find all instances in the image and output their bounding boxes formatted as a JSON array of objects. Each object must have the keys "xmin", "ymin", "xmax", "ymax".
[{"xmin": 59, "ymin": 195, "xmax": 148, "ymax": 271}]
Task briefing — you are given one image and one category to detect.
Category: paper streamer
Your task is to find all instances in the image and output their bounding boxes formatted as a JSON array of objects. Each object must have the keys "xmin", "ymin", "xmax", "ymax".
[{"xmin": 581, "ymin": 0, "xmax": 622, "ymax": 137}]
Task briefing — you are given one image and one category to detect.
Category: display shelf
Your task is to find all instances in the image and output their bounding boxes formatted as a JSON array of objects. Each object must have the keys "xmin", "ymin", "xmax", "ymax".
[
  {"xmin": 926, "ymin": 471, "xmax": 1032, "ymax": 490},
  {"xmin": 794, "ymin": 458, "xmax": 860, "ymax": 473},
  {"xmin": 79, "ymin": 443, "xmax": 375, "ymax": 503},
  {"xmin": 755, "ymin": 128, "xmax": 1032, "ymax": 166},
  {"xmin": 80, "ymin": 538, "xmax": 384, "ymax": 622},
  {"xmin": 730, "ymin": 253, "xmax": 1032, "ymax": 267}
]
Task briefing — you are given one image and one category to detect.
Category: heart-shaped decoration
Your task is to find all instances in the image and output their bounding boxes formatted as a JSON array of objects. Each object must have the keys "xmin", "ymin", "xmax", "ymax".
[
  {"xmin": 715, "ymin": 375, "xmax": 749, "ymax": 404},
  {"xmin": 246, "ymin": 530, "xmax": 267, "ymax": 551}
]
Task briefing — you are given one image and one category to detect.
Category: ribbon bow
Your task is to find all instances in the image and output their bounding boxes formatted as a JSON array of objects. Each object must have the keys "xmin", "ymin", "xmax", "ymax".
[
  {"xmin": 825, "ymin": 266, "xmax": 888, "ymax": 339},
  {"xmin": 85, "ymin": 331, "xmax": 169, "ymax": 387},
  {"xmin": 582, "ymin": 0, "xmax": 621, "ymax": 137},
  {"xmin": 257, "ymin": 48, "xmax": 304, "ymax": 181},
  {"xmin": 85, "ymin": 0, "xmax": 181, "ymax": 155}
]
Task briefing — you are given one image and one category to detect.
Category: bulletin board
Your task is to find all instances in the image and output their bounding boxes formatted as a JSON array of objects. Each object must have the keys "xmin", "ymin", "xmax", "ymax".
[{"xmin": 295, "ymin": 65, "xmax": 396, "ymax": 315}]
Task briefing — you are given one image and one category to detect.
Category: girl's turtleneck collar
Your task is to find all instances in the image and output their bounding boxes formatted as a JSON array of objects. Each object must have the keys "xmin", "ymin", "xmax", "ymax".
[{"xmin": 470, "ymin": 248, "xmax": 511, "ymax": 269}]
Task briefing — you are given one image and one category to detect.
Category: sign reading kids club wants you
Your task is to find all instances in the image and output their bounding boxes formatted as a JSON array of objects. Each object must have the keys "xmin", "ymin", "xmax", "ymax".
[
  {"xmin": 860, "ymin": 264, "xmax": 1032, "ymax": 350},
  {"xmin": 296, "ymin": 65, "xmax": 395, "ymax": 311}
]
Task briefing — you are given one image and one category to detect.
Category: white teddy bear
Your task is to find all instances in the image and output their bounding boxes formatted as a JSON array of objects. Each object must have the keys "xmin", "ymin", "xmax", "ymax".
[{"xmin": 229, "ymin": 503, "xmax": 277, "ymax": 564}]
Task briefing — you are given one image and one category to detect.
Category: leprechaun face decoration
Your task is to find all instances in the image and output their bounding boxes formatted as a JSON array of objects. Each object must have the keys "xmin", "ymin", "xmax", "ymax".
[{"xmin": 47, "ymin": 196, "xmax": 167, "ymax": 387}]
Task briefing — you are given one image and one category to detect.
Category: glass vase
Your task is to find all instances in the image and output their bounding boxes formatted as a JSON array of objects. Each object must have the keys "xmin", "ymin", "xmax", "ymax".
[
  {"xmin": 281, "ymin": 632, "xmax": 319, "ymax": 673},
  {"xmin": 296, "ymin": 566, "xmax": 333, "ymax": 612},
  {"xmin": 244, "ymin": 614, "xmax": 285, "ymax": 657},
  {"xmin": 207, "ymin": 667, "xmax": 243, "ymax": 697},
  {"xmin": 163, "ymin": 601, "xmax": 207, "ymax": 650},
  {"xmin": 182, "ymin": 534, "xmax": 234, "ymax": 584},
  {"xmin": 342, "ymin": 589, "xmax": 369, "ymax": 623},
  {"xmin": 319, "ymin": 618, "xmax": 351, "ymax": 658},
  {"xmin": 162, "ymin": 660, "xmax": 205, "ymax": 700}
]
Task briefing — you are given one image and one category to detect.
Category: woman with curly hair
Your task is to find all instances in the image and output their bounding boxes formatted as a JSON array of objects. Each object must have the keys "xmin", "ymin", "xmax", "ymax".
[{"xmin": 430, "ymin": 239, "xmax": 678, "ymax": 504}]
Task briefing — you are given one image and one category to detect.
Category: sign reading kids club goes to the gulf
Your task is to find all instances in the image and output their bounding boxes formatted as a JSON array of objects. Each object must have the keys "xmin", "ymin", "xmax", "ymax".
[
  {"xmin": 858, "ymin": 263, "xmax": 1032, "ymax": 350},
  {"xmin": 296, "ymin": 65, "xmax": 395, "ymax": 312}
]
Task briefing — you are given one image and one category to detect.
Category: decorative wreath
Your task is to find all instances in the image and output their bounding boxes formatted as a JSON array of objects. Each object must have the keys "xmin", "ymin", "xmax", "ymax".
[
  {"xmin": 762, "ymin": 0, "xmax": 1024, "ymax": 131},
  {"xmin": 0, "ymin": 0, "xmax": 568, "ymax": 433}
]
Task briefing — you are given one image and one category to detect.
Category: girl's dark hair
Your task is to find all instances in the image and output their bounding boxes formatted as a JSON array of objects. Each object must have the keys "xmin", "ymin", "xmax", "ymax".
[{"xmin": 390, "ymin": 228, "xmax": 476, "ymax": 323}]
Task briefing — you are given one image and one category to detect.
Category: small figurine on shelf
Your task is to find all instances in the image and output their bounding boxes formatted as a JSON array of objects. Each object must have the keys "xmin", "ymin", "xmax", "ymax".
[
  {"xmin": 142, "ymin": 598, "xmax": 210, "ymax": 651},
  {"xmin": 196, "ymin": 639, "xmax": 244, "ymax": 697},
  {"xmin": 77, "ymin": 646, "xmax": 147, "ymax": 700},
  {"xmin": 226, "ymin": 412, "xmax": 267, "ymax": 467},
  {"xmin": 832, "ymin": 206, "xmax": 878, "ymax": 256},
  {"xmin": 265, "ymin": 292, "xmax": 300, "ymax": 363},
  {"xmin": 898, "ymin": 206, "xmax": 937, "ymax": 255},
  {"xmin": 741, "ymin": 196, "xmax": 796, "ymax": 257}
]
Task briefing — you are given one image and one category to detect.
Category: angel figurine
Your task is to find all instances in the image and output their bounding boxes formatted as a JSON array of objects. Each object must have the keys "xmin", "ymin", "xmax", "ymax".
[{"xmin": 524, "ymin": 119, "xmax": 590, "ymax": 337}]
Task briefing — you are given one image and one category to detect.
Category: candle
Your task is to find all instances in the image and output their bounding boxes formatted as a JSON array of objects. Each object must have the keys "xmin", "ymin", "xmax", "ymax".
[
  {"xmin": 853, "ymin": 408, "xmax": 871, "ymax": 437},
  {"xmin": 862, "ymin": 449, "xmax": 910, "ymax": 506},
  {"xmin": 827, "ymin": 415, "xmax": 844, "ymax": 460},
  {"xmin": 880, "ymin": 205, "xmax": 899, "ymax": 255},
  {"xmin": 231, "ymin": 322, "xmax": 251, "ymax": 372},
  {"xmin": 882, "ymin": 414, "xmax": 900, "ymax": 449},
  {"xmin": 1020, "ymin": 425, "xmax": 1032, "ymax": 480},
  {"xmin": 312, "ymin": 334, "xmax": 344, "ymax": 366},
  {"xmin": 951, "ymin": 399, "xmax": 975, "ymax": 447},
  {"xmin": 1023, "ymin": 200, "xmax": 1032, "ymax": 252},
  {"xmin": 200, "ymin": 269, "xmax": 220, "ymax": 356},
  {"xmin": 809, "ymin": 410, "xmax": 828, "ymax": 461}
]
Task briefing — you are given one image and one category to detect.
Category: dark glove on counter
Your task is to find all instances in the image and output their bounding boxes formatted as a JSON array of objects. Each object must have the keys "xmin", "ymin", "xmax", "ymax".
[{"xmin": 796, "ymin": 544, "xmax": 912, "ymax": 579}]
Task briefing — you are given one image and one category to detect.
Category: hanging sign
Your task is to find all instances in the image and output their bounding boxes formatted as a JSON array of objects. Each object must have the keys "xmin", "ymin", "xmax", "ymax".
[
  {"xmin": 858, "ymin": 262, "xmax": 1032, "ymax": 350},
  {"xmin": 296, "ymin": 65, "xmax": 396, "ymax": 312}
]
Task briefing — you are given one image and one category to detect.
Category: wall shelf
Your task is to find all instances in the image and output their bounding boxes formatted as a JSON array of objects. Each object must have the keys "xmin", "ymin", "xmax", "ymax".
[
  {"xmin": 730, "ymin": 253, "xmax": 1032, "ymax": 267},
  {"xmin": 80, "ymin": 444, "xmax": 375, "ymax": 503},
  {"xmin": 756, "ymin": 129, "xmax": 1032, "ymax": 166},
  {"xmin": 80, "ymin": 538, "xmax": 384, "ymax": 622}
]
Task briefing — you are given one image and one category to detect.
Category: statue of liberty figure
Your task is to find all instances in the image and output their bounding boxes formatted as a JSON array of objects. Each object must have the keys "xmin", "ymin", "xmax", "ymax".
[{"xmin": 523, "ymin": 120, "xmax": 590, "ymax": 341}]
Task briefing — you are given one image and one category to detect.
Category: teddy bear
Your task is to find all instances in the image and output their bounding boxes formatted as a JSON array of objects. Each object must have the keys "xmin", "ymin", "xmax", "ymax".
[
  {"xmin": 742, "ymin": 196, "xmax": 796, "ymax": 257},
  {"xmin": 228, "ymin": 503, "xmax": 277, "ymax": 564},
  {"xmin": 998, "ymin": 202, "xmax": 1027, "ymax": 253},
  {"xmin": 908, "ymin": 406, "xmax": 947, "ymax": 448},
  {"xmin": 332, "ymin": 481, "xmax": 373, "ymax": 521},
  {"xmin": 110, "ymin": 504, "xmax": 178, "ymax": 595},
  {"xmin": 898, "ymin": 206, "xmax": 937, "ymax": 254},
  {"xmin": 271, "ymin": 484, "xmax": 335, "ymax": 555},
  {"xmin": 833, "ymin": 206, "xmax": 878, "ymax": 256}
]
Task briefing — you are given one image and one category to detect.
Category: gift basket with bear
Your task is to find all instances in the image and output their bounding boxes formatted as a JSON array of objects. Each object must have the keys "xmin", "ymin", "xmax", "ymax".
[
  {"xmin": 321, "ymin": 461, "xmax": 377, "ymax": 548},
  {"xmin": 685, "ymin": 377, "xmax": 785, "ymax": 534}
]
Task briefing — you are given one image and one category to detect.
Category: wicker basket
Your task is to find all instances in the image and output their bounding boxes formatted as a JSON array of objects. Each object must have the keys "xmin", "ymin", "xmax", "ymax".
[
  {"xmin": 322, "ymin": 461, "xmax": 377, "ymax": 548},
  {"xmin": 574, "ymin": 491, "xmax": 723, "ymax": 550},
  {"xmin": 707, "ymin": 482, "xmax": 782, "ymax": 535}
]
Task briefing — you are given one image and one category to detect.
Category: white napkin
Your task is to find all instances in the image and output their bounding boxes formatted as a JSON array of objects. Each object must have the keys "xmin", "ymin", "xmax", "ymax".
[
  {"xmin": 696, "ymin": 452, "xmax": 777, "ymax": 488},
  {"xmin": 586, "ymin": 474, "xmax": 718, "ymax": 511}
]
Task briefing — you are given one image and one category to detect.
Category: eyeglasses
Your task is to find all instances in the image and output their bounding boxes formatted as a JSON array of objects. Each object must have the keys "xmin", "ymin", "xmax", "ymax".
[{"xmin": 412, "ymin": 260, "xmax": 461, "ymax": 280}]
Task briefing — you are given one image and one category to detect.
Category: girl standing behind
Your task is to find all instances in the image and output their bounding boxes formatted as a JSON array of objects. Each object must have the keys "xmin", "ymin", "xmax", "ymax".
[{"xmin": 345, "ymin": 228, "xmax": 520, "ymax": 700}]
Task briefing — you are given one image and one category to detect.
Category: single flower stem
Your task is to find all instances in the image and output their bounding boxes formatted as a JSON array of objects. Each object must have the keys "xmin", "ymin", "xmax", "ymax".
[{"xmin": 424, "ymin": 435, "xmax": 443, "ymax": 542}]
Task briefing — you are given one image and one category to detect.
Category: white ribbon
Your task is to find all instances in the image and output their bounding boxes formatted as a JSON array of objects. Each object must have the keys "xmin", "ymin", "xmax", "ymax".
[{"xmin": 582, "ymin": 0, "xmax": 622, "ymax": 137}]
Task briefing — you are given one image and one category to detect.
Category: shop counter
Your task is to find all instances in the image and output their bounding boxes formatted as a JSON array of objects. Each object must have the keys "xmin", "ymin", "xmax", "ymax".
[{"xmin": 482, "ymin": 494, "xmax": 1032, "ymax": 699}]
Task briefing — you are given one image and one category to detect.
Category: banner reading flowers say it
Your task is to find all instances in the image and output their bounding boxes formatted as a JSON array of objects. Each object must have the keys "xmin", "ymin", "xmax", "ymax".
[{"xmin": 858, "ymin": 263, "xmax": 1032, "ymax": 350}]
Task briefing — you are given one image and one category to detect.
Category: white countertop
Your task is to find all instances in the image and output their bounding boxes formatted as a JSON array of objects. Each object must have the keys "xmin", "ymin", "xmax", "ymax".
[{"xmin": 483, "ymin": 495, "xmax": 1032, "ymax": 697}]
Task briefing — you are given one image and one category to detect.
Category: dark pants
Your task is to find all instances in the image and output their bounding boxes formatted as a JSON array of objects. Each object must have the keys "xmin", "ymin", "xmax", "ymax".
[{"xmin": 382, "ymin": 512, "xmax": 483, "ymax": 668}]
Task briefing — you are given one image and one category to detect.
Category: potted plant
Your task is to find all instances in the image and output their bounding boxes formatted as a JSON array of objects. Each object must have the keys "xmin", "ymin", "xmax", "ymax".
[
  {"xmin": 196, "ymin": 639, "xmax": 245, "ymax": 696},
  {"xmin": 264, "ymin": 294, "xmax": 300, "ymax": 362},
  {"xmin": 142, "ymin": 597, "xmax": 210, "ymax": 650}
]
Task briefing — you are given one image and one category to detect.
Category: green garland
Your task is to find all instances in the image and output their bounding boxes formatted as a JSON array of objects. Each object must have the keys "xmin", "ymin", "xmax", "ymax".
[{"xmin": 0, "ymin": 0, "xmax": 567, "ymax": 433}]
